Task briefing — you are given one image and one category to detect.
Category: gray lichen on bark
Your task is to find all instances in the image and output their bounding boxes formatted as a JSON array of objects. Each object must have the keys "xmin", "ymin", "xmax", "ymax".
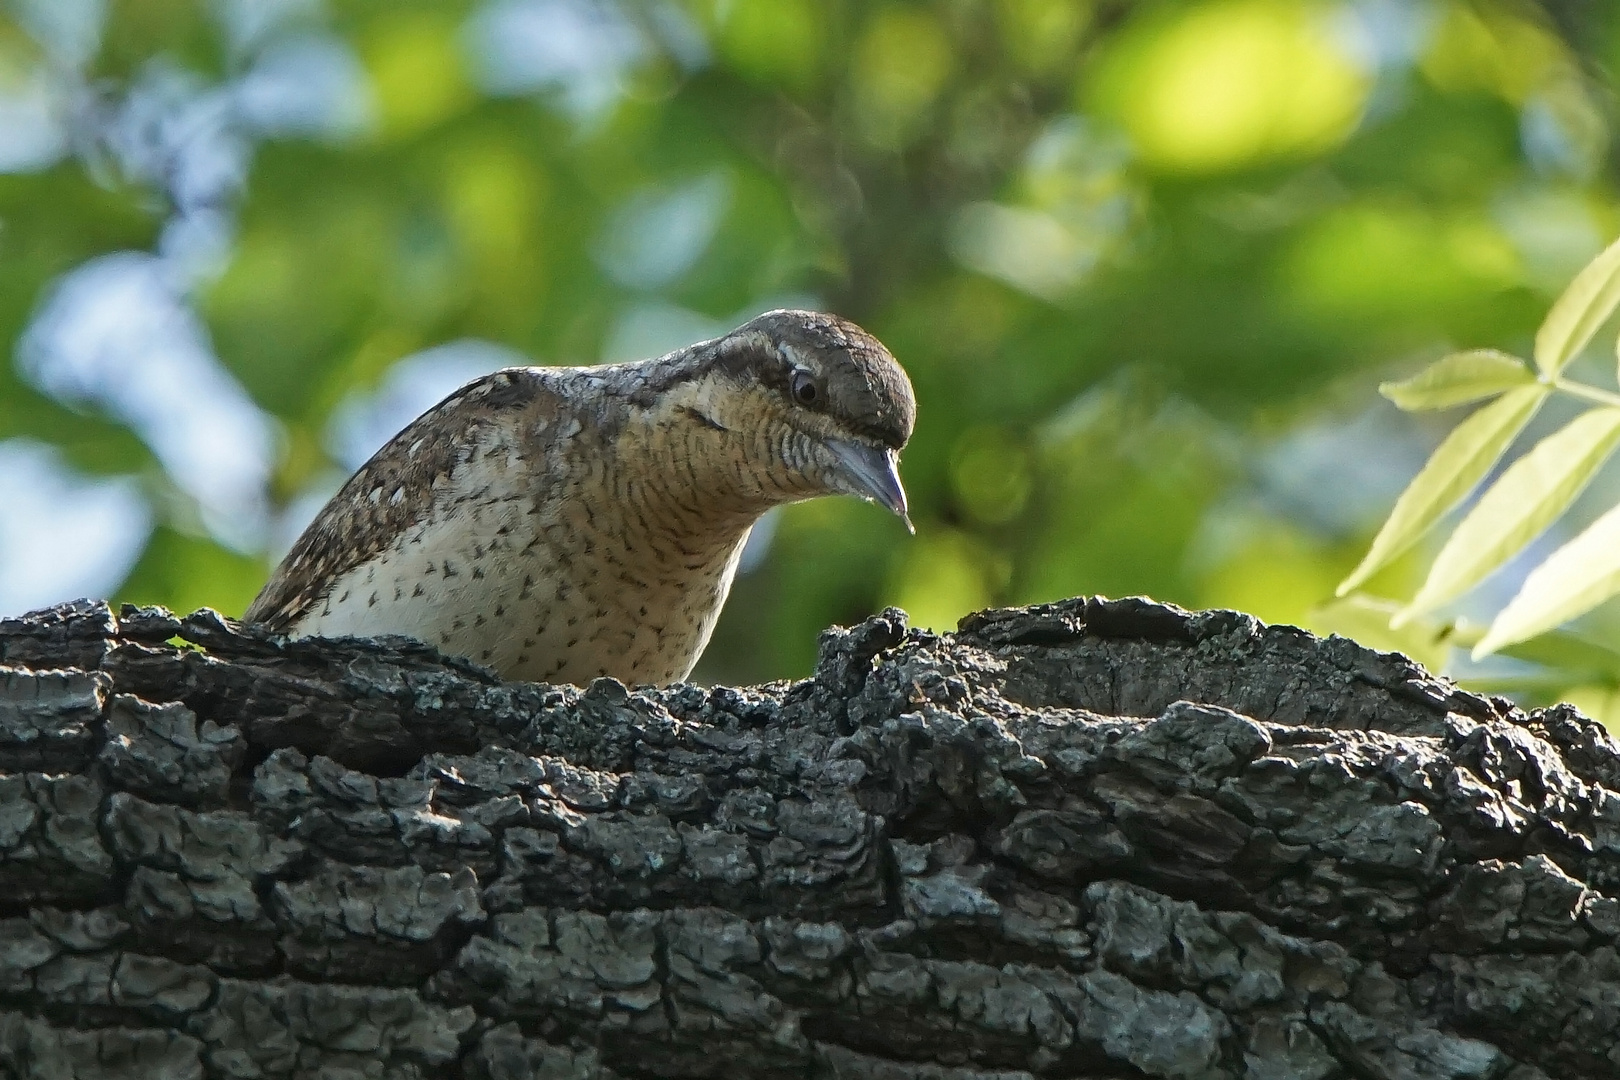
[{"xmin": 0, "ymin": 595, "xmax": 1617, "ymax": 1078}]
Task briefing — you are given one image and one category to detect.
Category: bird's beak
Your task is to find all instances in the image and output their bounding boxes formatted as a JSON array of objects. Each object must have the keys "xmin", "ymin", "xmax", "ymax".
[{"xmin": 825, "ymin": 438, "xmax": 914, "ymax": 534}]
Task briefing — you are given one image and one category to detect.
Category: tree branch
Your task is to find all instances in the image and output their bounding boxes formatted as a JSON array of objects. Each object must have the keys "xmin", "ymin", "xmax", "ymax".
[{"xmin": 0, "ymin": 596, "xmax": 1615, "ymax": 1078}]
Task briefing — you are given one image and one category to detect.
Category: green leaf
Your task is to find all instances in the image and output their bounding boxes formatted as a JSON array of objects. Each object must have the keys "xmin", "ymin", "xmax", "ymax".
[
  {"xmin": 1408, "ymin": 614, "xmax": 1620, "ymax": 683},
  {"xmin": 1455, "ymin": 671, "xmax": 1601, "ymax": 698},
  {"xmin": 1379, "ymin": 349, "xmax": 1535, "ymax": 411},
  {"xmin": 1495, "ymin": 628, "xmax": 1620, "ymax": 683},
  {"xmin": 1536, "ymin": 233, "xmax": 1620, "ymax": 377},
  {"xmin": 1336, "ymin": 385, "xmax": 1548, "ymax": 597},
  {"xmin": 1396, "ymin": 406, "xmax": 1620, "ymax": 625},
  {"xmin": 1474, "ymin": 499, "xmax": 1620, "ymax": 658}
]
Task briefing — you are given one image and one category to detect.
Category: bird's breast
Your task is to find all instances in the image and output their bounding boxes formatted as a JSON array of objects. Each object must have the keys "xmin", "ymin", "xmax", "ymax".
[{"xmin": 290, "ymin": 484, "xmax": 751, "ymax": 686}]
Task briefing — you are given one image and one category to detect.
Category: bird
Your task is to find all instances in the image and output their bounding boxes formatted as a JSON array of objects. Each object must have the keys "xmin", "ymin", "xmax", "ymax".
[{"xmin": 243, "ymin": 309, "xmax": 915, "ymax": 686}]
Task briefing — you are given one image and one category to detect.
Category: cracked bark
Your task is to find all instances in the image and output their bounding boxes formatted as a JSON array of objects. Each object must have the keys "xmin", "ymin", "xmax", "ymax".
[{"xmin": 0, "ymin": 595, "xmax": 1617, "ymax": 1079}]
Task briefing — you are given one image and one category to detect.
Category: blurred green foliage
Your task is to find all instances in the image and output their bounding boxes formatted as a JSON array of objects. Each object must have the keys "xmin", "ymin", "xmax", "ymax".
[{"xmin": 6, "ymin": 0, "xmax": 1620, "ymax": 715}]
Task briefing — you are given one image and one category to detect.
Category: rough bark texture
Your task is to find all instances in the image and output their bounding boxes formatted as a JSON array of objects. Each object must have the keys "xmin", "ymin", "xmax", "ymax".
[{"xmin": 0, "ymin": 595, "xmax": 1618, "ymax": 1079}]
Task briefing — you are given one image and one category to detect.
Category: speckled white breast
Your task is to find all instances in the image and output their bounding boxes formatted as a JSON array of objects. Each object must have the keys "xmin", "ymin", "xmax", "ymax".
[{"xmin": 292, "ymin": 464, "xmax": 751, "ymax": 686}]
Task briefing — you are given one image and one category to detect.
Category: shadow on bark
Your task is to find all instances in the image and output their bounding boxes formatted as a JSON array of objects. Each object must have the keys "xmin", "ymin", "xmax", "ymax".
[{"xmin": 0, "ymin": 594, "xmax": 1616, "ymax": 1079}]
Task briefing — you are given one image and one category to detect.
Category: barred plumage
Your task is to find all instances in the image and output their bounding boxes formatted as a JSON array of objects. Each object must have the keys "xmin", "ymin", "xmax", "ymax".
[{"xmin": 245, "ymin": 310, "xmax": 915, "ymax": 686}]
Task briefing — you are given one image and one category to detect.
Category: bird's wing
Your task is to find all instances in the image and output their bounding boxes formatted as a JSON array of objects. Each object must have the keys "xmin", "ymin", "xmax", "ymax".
[{"xmin": 244, "ymin": 367, "xmax": 562, "ymax": 631}]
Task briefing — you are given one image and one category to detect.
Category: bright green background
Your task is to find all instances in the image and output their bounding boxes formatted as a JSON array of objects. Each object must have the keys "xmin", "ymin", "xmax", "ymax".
[{"xmin": 5, "ymin": 0, "xmax": 1620, "ymax": 709}]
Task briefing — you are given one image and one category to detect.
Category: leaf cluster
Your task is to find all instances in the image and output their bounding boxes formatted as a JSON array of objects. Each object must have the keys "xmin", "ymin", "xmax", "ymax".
[{"xmin": 1340, "ymin": 236, "xmax": 1620, "ymax": 678}]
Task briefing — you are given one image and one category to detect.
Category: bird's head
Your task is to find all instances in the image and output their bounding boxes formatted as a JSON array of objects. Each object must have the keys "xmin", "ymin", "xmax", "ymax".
[{"xmin": 663, "ymin": 309, "xmax": 916, "ymax": 529}]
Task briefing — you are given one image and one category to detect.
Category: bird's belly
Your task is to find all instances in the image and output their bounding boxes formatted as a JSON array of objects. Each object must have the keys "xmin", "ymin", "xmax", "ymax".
[{"xmin": 291, "ymin": 510, "xmax": 744, "ymax": 686}]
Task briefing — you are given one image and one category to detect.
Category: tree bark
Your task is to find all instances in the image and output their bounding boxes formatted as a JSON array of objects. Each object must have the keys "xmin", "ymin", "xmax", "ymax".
[{"xmin": 0, "ymin": 595, "xmax": 1617, "ymax": 1079}]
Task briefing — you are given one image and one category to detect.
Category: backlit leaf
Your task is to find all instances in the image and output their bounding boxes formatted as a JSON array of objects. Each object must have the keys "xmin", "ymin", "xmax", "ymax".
[
  {"xmin": 1474, "ymin": 498, "xmax": 1620, "ymax": 658},
  {"xmin": 1536, "ymin": 233, "xmax": 1620, "ymax": 377},
  {"xmin": 1397, "ymin": 406, "xmax": 1620, "ymax": 624},
  {"xmin": 1494, "ymin": 627, "xmax": 1620, "ymax": 683},
  {"xmin": 1378, "ymin": 349, "xmax": 1534, "ymax": 411},
  {"xmin": 1336, "ymin": 385, "xmax": 1547, "ymax": 597}
]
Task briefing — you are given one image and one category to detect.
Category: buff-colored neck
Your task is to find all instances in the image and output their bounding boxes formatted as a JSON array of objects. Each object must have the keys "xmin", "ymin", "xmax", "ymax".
[{"xmin": 604, "ymin": 386, "xmax": 814, "ymax": 558}]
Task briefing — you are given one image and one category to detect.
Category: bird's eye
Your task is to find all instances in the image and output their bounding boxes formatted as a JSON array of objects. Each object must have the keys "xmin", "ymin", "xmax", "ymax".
[{"xmin": 791, "ymin": 370, "xmax": 820, "ymax": 405}]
